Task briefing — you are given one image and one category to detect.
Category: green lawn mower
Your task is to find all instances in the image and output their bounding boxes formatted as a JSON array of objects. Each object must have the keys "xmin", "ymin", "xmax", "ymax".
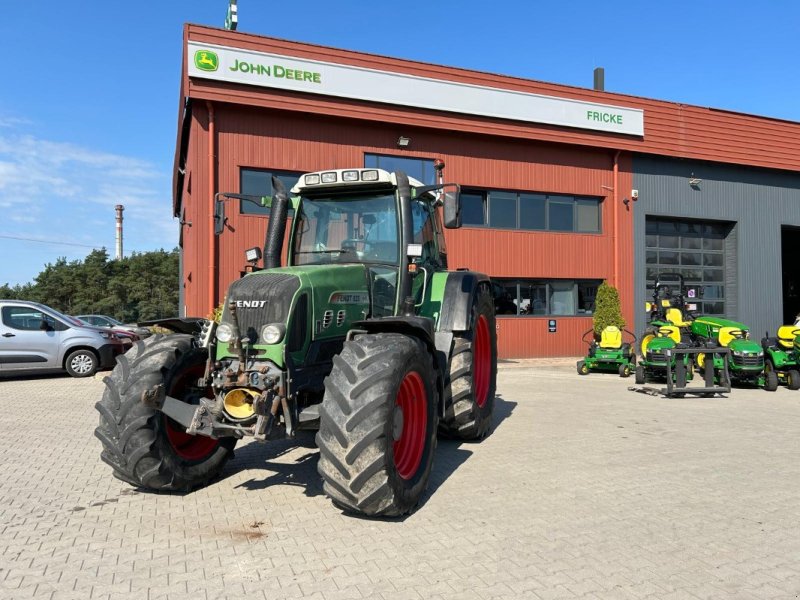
[
  {"xmin": 577, "ymin": 326, "xmax": 636, "ymax": 377},
  {"xmin": 635, "ymin": 324, "xmax": 695, "ymax": 386},
  {"xmin": 692, "ymin": 317, "xmax": 777, "ymax": 391},
  {"xmin": 761, "ymin": 325, "xmax": 800, "ymax": 390}
]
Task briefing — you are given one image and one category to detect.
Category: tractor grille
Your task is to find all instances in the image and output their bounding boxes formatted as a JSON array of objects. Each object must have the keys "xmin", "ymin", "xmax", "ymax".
[
  {"xmin": 646, "ymin": 351, "xmax": 667, "ymax": 365},
  {"xmin": 336, "ymin": 310, "xmax": 346, "ymax": 327},
  {"xmin": 221, "ymin": 273, "xmax": 300, "ymax": 345},
  {"xmin": 322, "ymin": 310, "xmax": 334, "ymax": 329},
  {"xmin": 732, "ymin": 354, "xmax": 764, "ymax": 368}
]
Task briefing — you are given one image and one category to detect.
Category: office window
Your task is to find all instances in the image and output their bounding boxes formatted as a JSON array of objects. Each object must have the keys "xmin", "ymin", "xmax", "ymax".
[
  {"xmin": 364, "ymin": 154, "xmax": 436, "ymax": 185},
  {"xmin": 492, "ymin": 279, "xmax": 603, "ymax": 316},
  {"xmin": 463, "ymin": 189, "xmax": 601, "ymax": 233},
  {"xmin": 239, "ymin": 169, "xmax": 302, "ymax": 216}
]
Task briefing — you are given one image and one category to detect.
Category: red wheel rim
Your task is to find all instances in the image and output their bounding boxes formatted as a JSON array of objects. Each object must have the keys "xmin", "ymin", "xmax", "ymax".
[
  {"xmin": 473, "ymin": 315, "xmax": 491, "ymax": 408},
  {"xmin": 393, "ymin": 371, "xmax": 427, "ymax": 480},
  {"xmin": 164, "ymin": 365, "xmax": 219, "ymax": 461}
]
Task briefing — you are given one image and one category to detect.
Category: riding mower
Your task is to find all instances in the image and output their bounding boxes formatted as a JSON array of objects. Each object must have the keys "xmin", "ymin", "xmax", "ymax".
[
  {"xmin": 692, "ymin": 317, "xmax": 777, "ymax": 391},
  {"xmin": 577, "ymin": 326, "xmax": 636, "ymax": 377},
  {"xmin": 761, "ymin": 325, "xmax": 800, "ymax": 390},
  {"xmin": 635, "ymin": 324, "xmax": 694, "ymax": 385}
]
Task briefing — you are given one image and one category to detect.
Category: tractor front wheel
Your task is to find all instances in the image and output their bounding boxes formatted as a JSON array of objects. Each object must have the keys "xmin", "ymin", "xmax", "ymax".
[
  {"xmin": 577, "ymin": 360, "xmax": 589, "ymax": 375},
  {"xmin": 316, "ymin": 333, "xmax": 438, "ymax": 517},
  {"xmin": 618, "ymin": 364, "xmax": 631, "ymax": 378},
  {"xmin": 635, "ymin": 365, "xmax": 646, "ymax": 384},
  {"xmin": 764, "ymin": 370, "xmax": 779, "ymax": 392},
  {"xmin": 787, "ymin": 369, "xmax": 800, "ymax": 391},
  {"xmin": 440, "ymin": 285, "xmax": 497, "ymax": 440},
  {"xmin": 94, "ymin": 335, "xmax": 235, "ymax": 491}
]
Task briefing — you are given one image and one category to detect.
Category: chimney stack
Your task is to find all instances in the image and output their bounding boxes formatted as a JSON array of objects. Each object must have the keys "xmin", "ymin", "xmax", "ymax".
[
  {"xmin": 593, "ymin": 67, "xmax": 605, "ymax": 91},
  {"xmin": 115, "ymin": 204, "xmax": 124, "ymax": 260}
]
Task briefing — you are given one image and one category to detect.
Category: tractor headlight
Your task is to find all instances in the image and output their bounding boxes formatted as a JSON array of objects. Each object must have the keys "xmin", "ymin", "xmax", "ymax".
[
  {"xmin": 216, "ymin": 323, "xmax": 234, "ymax": 343},
  {"xmin": 756, "ymin": 350, "xmax": 764, "ymax": 357},
  {"xmin": 261, "ymin": 323, "xmax": 286, "ymax": 345},
  {"xmin": 732, "ymin": 350, "xmax": 743, "ymax": 357}
]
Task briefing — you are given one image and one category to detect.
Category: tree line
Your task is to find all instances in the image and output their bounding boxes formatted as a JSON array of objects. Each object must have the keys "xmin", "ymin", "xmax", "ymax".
[{"xmin": 0, "ymin": 248, "xmax": 180, "ymax": 323}]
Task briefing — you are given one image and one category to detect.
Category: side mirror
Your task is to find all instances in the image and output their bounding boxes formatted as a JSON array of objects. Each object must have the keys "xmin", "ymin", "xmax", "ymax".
[
  {"xmin": 443, "ymin": 189, "xmax": 462, "ymax": 229},
  {"xmin": 214, "ymin": 198, "xmax": 225, "ymax": 235},
  {"xmin": 39, "ymin": 319, "xmax": 53, "ymax": 332}
]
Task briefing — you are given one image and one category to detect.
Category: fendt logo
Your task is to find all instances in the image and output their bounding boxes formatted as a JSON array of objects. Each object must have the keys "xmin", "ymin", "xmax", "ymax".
[
  {"xmin": 235, "ymin": 300, "xmax": 267, "ymax": 308},
  {"xmin": 194, "ymin": 50, "xmax": 219, "ymax": 72}
]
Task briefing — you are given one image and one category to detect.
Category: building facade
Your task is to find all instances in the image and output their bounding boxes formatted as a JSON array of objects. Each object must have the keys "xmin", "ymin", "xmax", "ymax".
[{"xmin": 174, "ymin": 25, "xmax": 800, "ymax": 358}]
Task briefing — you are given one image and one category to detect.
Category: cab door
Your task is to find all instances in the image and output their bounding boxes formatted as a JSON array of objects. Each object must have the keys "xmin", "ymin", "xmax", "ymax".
[{"xmin": 0, "ymin": 305, "xmax": 63, "ymax": 369}]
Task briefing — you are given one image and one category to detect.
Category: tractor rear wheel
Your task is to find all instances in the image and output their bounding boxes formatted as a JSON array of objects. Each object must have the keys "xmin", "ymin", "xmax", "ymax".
[
  {"xmin": 440, "ymin": 286, "xmax": 497, "ymax": 440},
  {"xmin": 316, "ymin": 333, "xmax": 438, "ymax": 517},
  {"xmin": 94, "ymin": 335, "xmax": 235, "ymax": 491},
  {"xmin": 787, "ymin": 369, "xmax": 800, "ymax": 391}
]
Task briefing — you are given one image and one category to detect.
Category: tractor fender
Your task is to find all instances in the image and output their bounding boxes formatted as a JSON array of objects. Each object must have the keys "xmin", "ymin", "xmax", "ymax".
[
  {"xmin": 438, "ymin": 271, "xmax": 491, "ymax": 333},
  {"xmin": 351, "ymin": 316, "xmax": 448, "ymax": 416}
]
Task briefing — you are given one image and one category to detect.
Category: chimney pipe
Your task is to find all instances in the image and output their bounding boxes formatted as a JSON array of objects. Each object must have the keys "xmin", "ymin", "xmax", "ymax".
[
  {"xmin": 593, "ymin": 67, "xmax": 605, "ymax": 91},
  {"xmin": 115, "ymin": 204, "xmax": 124, "ymax": 260}
]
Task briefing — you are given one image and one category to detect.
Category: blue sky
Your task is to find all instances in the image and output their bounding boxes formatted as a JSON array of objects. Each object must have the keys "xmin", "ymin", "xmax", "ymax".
[{"xmin": 1, "ymin": 1, "xmax": 798, "ymax": 286}]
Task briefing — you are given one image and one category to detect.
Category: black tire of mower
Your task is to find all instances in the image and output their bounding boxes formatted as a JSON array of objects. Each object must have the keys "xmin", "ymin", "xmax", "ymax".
[
  {"xmin": 440, "ymin": 285, "xmax": 497, "ymax": 440},
  {"xmin": 618, "ymin": 364, "xmax": 631, "ymax": 378},
  {"xmin": 764, "ymin": 370, "xmax": 779, "ymax": 392},
  {"xmin": 316, "ymin": 333, "xmax": 438, "ymax": 517},
  {"xmin": 787, "ymin": 369, "xmax": 800, "ymax": 391},
  {"xmin": 577, "ymin": 360, "xmax": 589, "ymax": 375},
  {"xmin": 65, "ymin": 349, "xmax": 99, "ymax": 378},
  {"xmin": 94, "ymin": 334, "xmax": 235, "ymax": 491},
  {"xmin": 635, "ymin": 365, "xmax": 646, "ymax": 384}
]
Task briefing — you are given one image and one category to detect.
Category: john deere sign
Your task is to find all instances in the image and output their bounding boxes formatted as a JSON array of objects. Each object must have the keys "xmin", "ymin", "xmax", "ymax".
[{"xmin": 187, "ymin": 41, "xmax": 644, "ymax": 136}]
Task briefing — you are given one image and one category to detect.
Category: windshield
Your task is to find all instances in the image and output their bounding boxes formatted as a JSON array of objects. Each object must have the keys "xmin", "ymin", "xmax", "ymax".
[{"xmin": 292, "ymin": 193, "xmax": 399, "ymax": 266}]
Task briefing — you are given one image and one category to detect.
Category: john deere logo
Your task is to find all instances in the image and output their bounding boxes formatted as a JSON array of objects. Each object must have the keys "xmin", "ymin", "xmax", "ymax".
[{"xmin": 194, "ymin": 50, "xmax": 219, "ymax": 72}]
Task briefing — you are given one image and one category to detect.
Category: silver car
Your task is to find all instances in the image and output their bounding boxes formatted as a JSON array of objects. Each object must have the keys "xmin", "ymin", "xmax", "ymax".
[
  {"xmin": 76, "ymin": 314, "xmax": 152, "ymax": 338},
  {"xmin": 0, "ymin": 300, "xmax": 126, "ymax": 377}
]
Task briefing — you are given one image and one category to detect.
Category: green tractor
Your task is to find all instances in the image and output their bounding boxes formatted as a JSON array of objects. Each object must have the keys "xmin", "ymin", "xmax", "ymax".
[
  {"xmin": 577, "ymin": 326, "xmax": 637, "ymax": 377},
  {"xmin": 636, "ymin": 273, "xmax": 696, "ymax": 386},
  {"xmin": 691, "ymin": 317, "xmax": 777, "ymax": 391},
  {"xmin": 761, "ymin": 325, "xmax": 800, "ymax": 389},
  {"xmin": 95, "ymin": 164, "xmax": 497, "ymax": 517}
]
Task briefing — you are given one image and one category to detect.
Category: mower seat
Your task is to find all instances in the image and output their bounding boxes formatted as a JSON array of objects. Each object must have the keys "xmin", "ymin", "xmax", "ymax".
[
  {"xmin": 658, "ymin": 325, "xmax": 681, "ymax": 344},
  {"xmin": 718, "ymin": 326, "xmax": 744, "ymax": 347},
  {"xmin": 665, "ymin": 307, "xmax": 692, "ymax": 328},
  {"xmin": 599, "ymin": 326, "xmax": 623, "ymax": 349},
  {"xmin": 777, "ymin": 325, "xmax": 799, "ymax": 349}
]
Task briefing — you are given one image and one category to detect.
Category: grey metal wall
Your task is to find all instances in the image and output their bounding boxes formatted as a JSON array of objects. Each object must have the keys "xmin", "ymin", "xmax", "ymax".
[{"xmin": 633, "ymin": 155, "xmax": 800, "ymax": 338}]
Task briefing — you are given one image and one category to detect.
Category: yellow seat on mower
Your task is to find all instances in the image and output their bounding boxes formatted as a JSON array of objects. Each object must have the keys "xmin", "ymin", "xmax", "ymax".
[
  {"xmin": 665, "ymin": 307, "xmax": 692, "ymax": 328},
  {"xmin": 718, "ymin": 326, "xmax": 744, "ymax": 347},
  {"xmin": 599, "ymin": 326, "xmax": 623, "ymax": 349},
  {"xmin": 777, "ymin": 325, "xmax": 799, "ymax": 349}
]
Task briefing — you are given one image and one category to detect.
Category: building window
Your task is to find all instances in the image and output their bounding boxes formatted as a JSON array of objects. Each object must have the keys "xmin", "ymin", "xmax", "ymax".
[
  {"xmin": 364, "ymin": 154, "xmax": 436, "ymax": 185},
  {"xmin": 462, "ymin": 189, "xmax": 601, "ymax": 232},
  {"xmin": 239, "ymin": 168, "xmax": 303, "ymax": 215},
  {"xmin": 645, "ymin": 217, "xmax": 730, "ymax": 316},
  {"xmin": 492, "ymin": 279, "xmax": 601, "ymax": 316}
]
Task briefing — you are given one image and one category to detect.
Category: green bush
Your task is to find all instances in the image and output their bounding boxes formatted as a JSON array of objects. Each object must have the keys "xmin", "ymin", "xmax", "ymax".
[{"xmin": 593, "ymin": 281, "xmax": 625, "ymax": 337}]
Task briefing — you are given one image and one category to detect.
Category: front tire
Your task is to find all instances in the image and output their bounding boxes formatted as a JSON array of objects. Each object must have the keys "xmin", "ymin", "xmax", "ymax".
[
  {"xmin": 635, "ymin": 365, "xmax": 646, "ymax": 384},
  {"xmin": 94, "ymin": 335, "xmax": 235, "ymax": 491},
  {"xmin": 787, "ymin": 369, "xmax": 800, "ymax": 391},
  {"xmin": 65, "ymin": 349, "xmax": 99, "ymax": 377},
  {"xmin": 316, "ymin": 333, "xmax": 438, "ymax": 517},
  {"xmin": 440, "ymin": 285, "xmax": 497, "ymax": 440},
  {"xmin": 764, "ymin": 370, "xmax": 779, "ymax": 392}
]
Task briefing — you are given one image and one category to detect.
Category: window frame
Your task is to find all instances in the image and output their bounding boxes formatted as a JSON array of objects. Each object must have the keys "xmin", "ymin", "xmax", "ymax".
[
  {"xmin": 462, "ymin": 188, "xmax": 602, "ymax": 233},
  {"xmin": 491, "ymin": 278, "xmax": 602, "ymax": 317},
  {"xmin": 238, "ymin": 168, "xmax": 303, "ymax": 217}
]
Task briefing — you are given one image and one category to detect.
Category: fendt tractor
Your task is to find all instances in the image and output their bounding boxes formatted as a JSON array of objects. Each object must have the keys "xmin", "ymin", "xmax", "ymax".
[{"xmin": 95, "ymin": 163, "xmax": 497, "ymax": 517}]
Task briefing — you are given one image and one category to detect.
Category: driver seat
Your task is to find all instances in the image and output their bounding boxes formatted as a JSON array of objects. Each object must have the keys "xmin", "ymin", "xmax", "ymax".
[
  {"xmin": 666, "ymin": 307, "xmax": 692, "ymax": 328},
  {"xmin": 599, "ymin": 326, "xmax": 622, "ymax": 349},
  {"xmin": 777, "ymin": 325, "xmax": 799, "ymax": 349}
]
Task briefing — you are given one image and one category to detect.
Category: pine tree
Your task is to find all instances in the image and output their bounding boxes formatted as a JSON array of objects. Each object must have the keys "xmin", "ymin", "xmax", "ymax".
[{"xmin": 593, "ymin": 281, "xmax": 625, "ymax": 337}]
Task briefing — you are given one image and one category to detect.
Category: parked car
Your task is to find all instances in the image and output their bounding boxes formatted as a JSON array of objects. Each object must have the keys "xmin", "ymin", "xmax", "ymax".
[
  {"xmin": 72, "ymin": 317, "xmax": 138, "ymax": 349},
  {"xmin": 76, "ymin": 314, "xmax": 152, "ymax": 339},
  {"xmin": 0, "ymin": 300, "xmax": 126, "ymax": 377}
]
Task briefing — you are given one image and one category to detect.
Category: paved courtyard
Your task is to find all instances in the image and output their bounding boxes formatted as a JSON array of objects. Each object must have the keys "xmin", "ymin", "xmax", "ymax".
[{"xmin": 1, "ymin": 363, "xmax": 799, "ymax": 600}]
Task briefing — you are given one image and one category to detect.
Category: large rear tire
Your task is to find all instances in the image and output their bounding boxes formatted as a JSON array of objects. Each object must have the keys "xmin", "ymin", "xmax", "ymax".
[
  {"xmin": 440, "ymin": 285, "xmax": 497, "ymax": 440},
  {"xmin": 316, "ymin": 333, "xmax": 438, "ymax": 517},
  {"xmin": 94, "ymin": 335, "xmax": 235, "ymax": 491}
]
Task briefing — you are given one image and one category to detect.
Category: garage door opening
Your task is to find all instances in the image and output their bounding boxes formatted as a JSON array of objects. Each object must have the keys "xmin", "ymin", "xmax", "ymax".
[{"xmin": 782, "ymin": 226, "xmax": 800, "ymax": 324}]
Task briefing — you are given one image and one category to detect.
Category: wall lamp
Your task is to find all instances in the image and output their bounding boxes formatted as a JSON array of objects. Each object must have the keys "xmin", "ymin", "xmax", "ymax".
[
  {"xmin": 396, "ymin": 136, "xmax": 411, "ymax": 148},
  {"xmin": 689, "ymin": 176, "xmax": 702, "ymax": 188}
]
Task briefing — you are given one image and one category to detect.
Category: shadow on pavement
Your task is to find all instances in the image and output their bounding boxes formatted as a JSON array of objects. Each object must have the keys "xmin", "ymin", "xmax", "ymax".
[{"xmin": 223, "ymin": 395, "xmax": 517, "ymax": 519}]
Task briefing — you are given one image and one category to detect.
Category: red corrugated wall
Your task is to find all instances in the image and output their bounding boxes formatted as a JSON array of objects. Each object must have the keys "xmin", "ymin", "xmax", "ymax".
[{"xmin": 182, "ymin": 104, "xmax": 633, "ymax": 357}]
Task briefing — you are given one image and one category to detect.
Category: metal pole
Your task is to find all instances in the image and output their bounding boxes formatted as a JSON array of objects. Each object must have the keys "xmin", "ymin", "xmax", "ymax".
[{"xmin": 115, "ymin": 204, "xmax": 124, "ymax": 260}]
